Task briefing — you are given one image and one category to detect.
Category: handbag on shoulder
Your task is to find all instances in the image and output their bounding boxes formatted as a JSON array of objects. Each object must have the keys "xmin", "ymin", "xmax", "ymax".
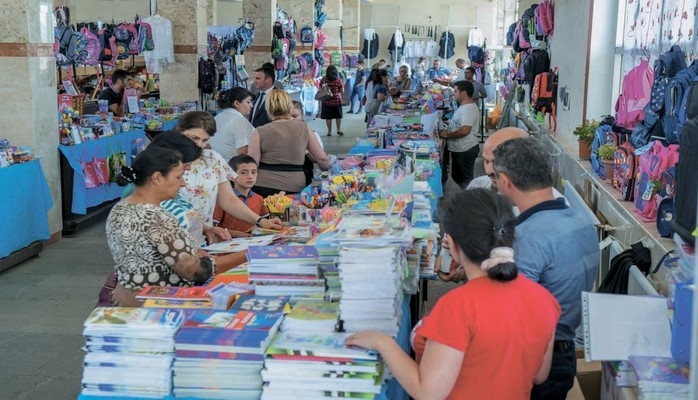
[{"xmin": 314, "ymin": 84, "xmax": 333, "ymax": 101}]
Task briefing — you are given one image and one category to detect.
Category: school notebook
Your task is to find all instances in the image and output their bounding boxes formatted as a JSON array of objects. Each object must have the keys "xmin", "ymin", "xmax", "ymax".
[{"xmin": 581, "ymin": 292, "xmax": 672, "ymax": 362}]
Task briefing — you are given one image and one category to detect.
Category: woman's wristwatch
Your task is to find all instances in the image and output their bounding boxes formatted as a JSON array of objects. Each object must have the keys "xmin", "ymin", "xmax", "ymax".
[{"xmin": 255, "ymin": 216, "xmax": 266, "ymax": 227}]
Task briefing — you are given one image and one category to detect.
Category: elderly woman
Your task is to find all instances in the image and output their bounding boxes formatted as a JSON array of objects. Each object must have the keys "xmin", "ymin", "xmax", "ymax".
[
  {"xmin": 247, "ymin": 89, "xmax": 331, "ymax": 196},
  {"xmin": 107, "ymin": 146, "xmax": 214, "ymax": 307}
]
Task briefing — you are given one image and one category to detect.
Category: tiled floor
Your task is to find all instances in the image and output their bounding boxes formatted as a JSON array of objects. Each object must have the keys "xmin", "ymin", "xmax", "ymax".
[{"xmin": 0, "ymin": 111, "xmax": 588, "ymax": 399}]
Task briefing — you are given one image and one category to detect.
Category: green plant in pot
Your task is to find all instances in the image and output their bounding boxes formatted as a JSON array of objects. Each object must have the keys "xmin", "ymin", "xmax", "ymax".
[
  {"xmin": 598, "ymin": 143, "xmax": 617, "ymax": 181},
  {"xmin": 573, "ymin": 119, "xmax": 598, "ymax": 160}
]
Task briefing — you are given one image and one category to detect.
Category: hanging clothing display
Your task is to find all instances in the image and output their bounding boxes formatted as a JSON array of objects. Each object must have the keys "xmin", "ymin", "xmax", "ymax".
[
  {"xmin": 424, "ymin": 40, "xmax": 438, "ymax": 57},
  {"xmin": 468, "ymin": 27, "xmax": 484, "ymax": 47},
  {"xmin": 361, "ymin": 28, "xmax": 378, "ymax": 59},
  {"xmin": 438, "ymin": 31, "xmax": 455, "ymax": 59},
  {"xmin": 388, "ymin": 29, "xmax": 405, "ymax": 62},
  {"xmin": 142, "ymin": 15, "xmax": 174, "ymax": 74}
]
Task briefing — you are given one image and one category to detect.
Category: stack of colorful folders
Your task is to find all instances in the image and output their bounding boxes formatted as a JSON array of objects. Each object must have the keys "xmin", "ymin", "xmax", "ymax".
[
  {"xmin": 80, "ymin": 307, "xmax": 185, "ymax": 398},
  {"xmin": 247, "ymin": 244, "xmax": 325, "ymax": 300},
  {"xmin": 172, "ymin": 309, "xmax": 283, "ymax": 399},
  {"xmin": 262, "ymin": 331, "xmax": 383, "ymax": 399}
]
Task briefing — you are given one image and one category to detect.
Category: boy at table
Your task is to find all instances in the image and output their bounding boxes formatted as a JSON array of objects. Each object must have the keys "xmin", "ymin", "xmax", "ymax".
[{"xmin": 213, "ymin": 154, "xmax": 268, "ymax": 237}]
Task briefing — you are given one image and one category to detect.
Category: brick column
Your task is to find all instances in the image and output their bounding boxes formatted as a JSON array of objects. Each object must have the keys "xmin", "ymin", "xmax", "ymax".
[
  {"xmin": 342, "ymin": 0, "xmax": 360, "ymax": 53},
  {"xmin": 323, "ymin": 0, "xmax": 343, "ymax": 52},
  {"xmin": 242, "ymin": 0, "xmax": 277, "ymax": 74}
]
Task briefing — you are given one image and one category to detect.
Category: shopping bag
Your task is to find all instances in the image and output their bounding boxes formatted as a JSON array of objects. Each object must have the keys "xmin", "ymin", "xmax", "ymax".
[
  {"xmin": 314, "ymin": 84, "xmax": 333, "ymax": 101},
  {"xmin": 108, "ymin": 143, "xmax": 127, "ymax": 183}
]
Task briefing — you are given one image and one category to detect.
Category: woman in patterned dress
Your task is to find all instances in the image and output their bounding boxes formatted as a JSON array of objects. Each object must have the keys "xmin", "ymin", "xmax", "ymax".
[
  {"xmin": 107, "ymin": 147, "xmax": 214, "ymax": 306},
  {"xmin": 319, "ymin": 65, "xmax": 345, "ymax": 136}
]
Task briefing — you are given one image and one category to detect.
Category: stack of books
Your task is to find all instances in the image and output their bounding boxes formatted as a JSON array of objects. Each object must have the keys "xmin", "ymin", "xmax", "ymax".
[
  {"xmin": 136, "ymin": 285, "xmax": 213, "ymax": 308},
  {"xmin": 262, "ymin": 331, "xmax": 384, "ymax": 399},
  {"xmin": 313, "ymin": 231, "xmax": 341, "ymax": 301},
  {"xmin": 80, "ymin": 307, "xmax": 185, "ymax": 398},
  {"xmin": 281, "ymin": 300, "xmax": 339, "ymax": 333},
  {"xmin": 247, "ymin": 244, "xmax": 326, "ymax": 299},
  {"xmin": 172, "ymin": 309, "xmax": 284, "ymax": 399},
  {"xmin": 629, "ymin": 356, "xmax": 690, "ymax": 399}
]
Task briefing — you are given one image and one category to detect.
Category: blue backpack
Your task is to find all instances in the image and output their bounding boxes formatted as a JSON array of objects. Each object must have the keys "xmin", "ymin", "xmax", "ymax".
[
  {"xmin": 662, "ymin": 61, "xmax": 698, "ymax": 144},
  {"xmin": 591, "ymin": 124, "xmax": 615, "ymax": 179}
]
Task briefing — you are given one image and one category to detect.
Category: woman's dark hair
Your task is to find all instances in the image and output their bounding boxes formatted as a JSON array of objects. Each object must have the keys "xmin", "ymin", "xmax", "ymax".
[
  {"xmin": 176, "ymin": 111, "xmax": 217, "ymax": 136},
  {"xmin": 365, "ymin": 69, "xmax": 378, "ymax": 87},
  {"xmin": 371, "ymin": 68, "xmax": 388, "ymax": 85},
  {"xmin": 218, "ymin": 87, "xmax": 252, "ymax": 110},
  {"xmin": 116, "ymin": 147, "xmax": 182, "ymax": 187},
  {"xmin": 148, "ymin": 131, "xmax": 202, "ymax": 163},
  {"xmin": 325, "ymin": 65, "xmax": 339, "ymax": 81},
  {"xmin": 441, "ymin": 188, "xmax": 518, "ymax": 282}
]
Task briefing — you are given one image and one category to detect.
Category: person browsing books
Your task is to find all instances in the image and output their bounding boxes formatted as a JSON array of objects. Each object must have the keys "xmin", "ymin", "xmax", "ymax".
[
  {"xmin": 210, "ymin": 87, "xmax": 256, "ymax": 160},
  {"xmin": 175, "ymin": 111, "xmax": 283, "ymax": 230},
  {"xmin": 247, "ymin": 89, "xmax": 331, "ymax": 196},
  {"xmin": 107, "ymin": 146, "xmax": 215, "ymax": 307},
  {"xmin": 346, "ymin": 188, "xmax": 560, "ymax": 400},
  {"xmin": 213, "ymin": 154, "xmax": 268, "ymax": 237}
]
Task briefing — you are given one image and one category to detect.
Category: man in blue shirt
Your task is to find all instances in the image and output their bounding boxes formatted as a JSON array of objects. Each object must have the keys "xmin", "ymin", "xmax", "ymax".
[
  {"xmin": 426, "ymin": 59, "xmax": 449, "ymax": 81},
  {"xmin": 493, "ymin": 137, "xmax": 599, "ymax": 400}
]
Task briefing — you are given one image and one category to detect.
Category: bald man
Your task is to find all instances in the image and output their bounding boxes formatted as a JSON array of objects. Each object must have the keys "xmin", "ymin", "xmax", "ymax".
[{"xmin": 468, "ymin": 127, "xmax": 529, "ymax": 190}]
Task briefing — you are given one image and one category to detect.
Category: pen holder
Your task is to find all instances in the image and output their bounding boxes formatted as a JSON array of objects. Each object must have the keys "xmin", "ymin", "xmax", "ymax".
[{"xmin": 269, "ymin": 209, "xmax": 290, "ymax": 222}]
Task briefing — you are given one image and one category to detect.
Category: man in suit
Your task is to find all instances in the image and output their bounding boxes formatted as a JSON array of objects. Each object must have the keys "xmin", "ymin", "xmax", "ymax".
[{"xmin": 249, "ymin": 66, "xmax": 275, "ymax": 128}]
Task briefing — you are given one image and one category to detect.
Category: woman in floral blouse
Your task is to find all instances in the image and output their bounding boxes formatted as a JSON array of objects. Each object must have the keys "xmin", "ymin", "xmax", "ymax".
[{"xmin": 174, "ymin": 111, "xmax": 283, "ymax": 230}]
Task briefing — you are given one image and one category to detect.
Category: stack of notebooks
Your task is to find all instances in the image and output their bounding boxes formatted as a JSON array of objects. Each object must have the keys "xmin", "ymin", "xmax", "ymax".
[
  {"xmin": 172, "ymin": 308, "xmax": 284, "ymax": 399},
  {"xmin": 136, "ymin": 286, "xmax": 213, "ymax": 309},
  {"xmin": 313, "ymin": 231, "xmax": 341, "ymax": 301},
  {"xmin": 247, "ymin": 244, "xmax": 326, "ymax": 299},
  {"xmin": 262, "ymin": 331, "xmax": 384, "ymax": 399},
  {"xmin": 80, "ymin": 307, "xmax": 185, "ymax": 398},
  {"xmin": 332, "ymin": 215, "xmax": 409, "ymax": 336},
  {"xmin": 629, "ymin": 356, "xmax": 690, "ymax": 400},
  {"xmin": 280, "ymin": 300, "xmax": 339, "ymax": 333}
]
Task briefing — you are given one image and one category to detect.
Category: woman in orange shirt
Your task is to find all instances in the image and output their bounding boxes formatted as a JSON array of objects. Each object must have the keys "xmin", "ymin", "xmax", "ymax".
[{"xmin": 346, "ymin": 188, "xmax": 560, "ymax": 400}]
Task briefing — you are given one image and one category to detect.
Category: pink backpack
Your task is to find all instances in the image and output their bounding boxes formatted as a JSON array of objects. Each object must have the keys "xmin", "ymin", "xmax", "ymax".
[
  {"xmin": 615, "ymin": 59, "xmax": 654, "ymax": 129},
  {"xmin": 79, "ymin": 27, "xmax": 101, "ymax": 66},
  {"xmin": 537, "ymin": 0, "xmax": 554, "ymax": 37},
  {"xmin": 633, "ymin": 141, "xmax": 679, "ymax": 220}
]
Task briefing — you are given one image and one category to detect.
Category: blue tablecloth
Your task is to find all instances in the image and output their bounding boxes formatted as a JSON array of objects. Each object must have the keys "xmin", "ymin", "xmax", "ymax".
[
  {"xmin": 58, "ymin": 130, "xmax": 148, "ymax": 214},
  {"xmin": 377, "ymin": 293, "xmax": 411, "ymax": 400},
  {"xmin": 0, "ymin": 160, "xmax": 52, "ymax": 258},
  {"xmin": 160, "ymin": 118, "xmax": 178, "ymax": 131}
]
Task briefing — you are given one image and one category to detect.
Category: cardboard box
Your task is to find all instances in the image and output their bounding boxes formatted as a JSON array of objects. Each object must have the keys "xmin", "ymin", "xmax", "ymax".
[{"xmin": 576, "ymin": 359, "xmax": 602, "ymax": 400}]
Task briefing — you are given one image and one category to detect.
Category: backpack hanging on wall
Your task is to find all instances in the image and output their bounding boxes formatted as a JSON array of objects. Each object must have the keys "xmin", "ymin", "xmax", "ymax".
[
  {"xmin": 198, "ymin": 57, "xmax": 217, "ymax": 94},
  {"xmin": 300, "ymin": 26, "xmax": 314, "ymax": 45},
  {"xmin": 671, "ymin": 118, "xmax": 698, "ymax": 243}
]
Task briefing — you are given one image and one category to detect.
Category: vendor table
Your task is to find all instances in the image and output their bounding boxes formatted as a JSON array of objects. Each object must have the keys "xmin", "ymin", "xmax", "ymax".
[
  {"xmin": 0, "ymin": 160, "xmax": 52, "ymax": 271},
  {"xmin": 58, "ymin": 130, "xmax": 147, "ymax": 233}
]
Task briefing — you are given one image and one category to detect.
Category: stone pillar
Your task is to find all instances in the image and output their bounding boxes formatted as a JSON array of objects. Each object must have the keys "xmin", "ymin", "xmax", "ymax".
[
  {"xmin": 207, "ymin": 0, "xmax": 217, "ymax": 26},
  {"xmin": 323, "ymin": 0, "xmax": 343, "ymax": 52},
  {"xmin": 0, "ymin": 0, "xmax": 61, "ymax": 235},
  {"xmin": 157, "ymin": 0, "xmax": 208, "ymax": 104},
  {"xmin": 242, "ymin": 0, "xmax": 277, "ymax": 74},
  {"xmin": 342, "ymin": 0, "xmax": 360, "ymax": 53}
]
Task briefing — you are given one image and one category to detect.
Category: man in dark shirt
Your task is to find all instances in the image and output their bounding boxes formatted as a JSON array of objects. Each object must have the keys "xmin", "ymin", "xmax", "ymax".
[
  {"xmin": 249, "ymin": 66, "xmax": 275, "ymax": 128},
  {"xmin": 98, "ymin": 69, "xmax": 130, "ymax": 116}
]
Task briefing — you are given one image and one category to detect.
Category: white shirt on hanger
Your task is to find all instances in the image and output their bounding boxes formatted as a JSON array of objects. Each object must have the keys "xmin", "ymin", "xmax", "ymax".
[
  {"xmin": 364, "ymin": 28, "xmax": 376, "ymax": 41},
  {"xmin": 143, "ymin": 15, "xmax": 174, "ymax": 74},
  {"xmin": 425, "ymin": 41, "xmax": 437, "ymax": 57},
  {"xmin": 468, "ymin": 27, "xmax": 484, "ymax": 47}
]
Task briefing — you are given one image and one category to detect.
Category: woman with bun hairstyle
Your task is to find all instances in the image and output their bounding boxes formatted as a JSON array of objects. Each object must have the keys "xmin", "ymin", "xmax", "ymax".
[
  {"xmin": 107, "ymin": 146, "xmax": 214, "ymax": 307},
  {"xmin": 210, "ymin": 87, "xmax": 255, "ymax": 160},
  {"xmin": 347, "ymin": 188, "xmax": 560, "ymax": 400}
]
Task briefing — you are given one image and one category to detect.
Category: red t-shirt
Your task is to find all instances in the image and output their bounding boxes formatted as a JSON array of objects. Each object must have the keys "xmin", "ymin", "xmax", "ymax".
[
  {"xmin": 413, "ymin": 275, "xmax": 560, "ymax": 400},
  {"xmin": 321, "ymin": 77, "xmax": 344, "ymax": 106}
]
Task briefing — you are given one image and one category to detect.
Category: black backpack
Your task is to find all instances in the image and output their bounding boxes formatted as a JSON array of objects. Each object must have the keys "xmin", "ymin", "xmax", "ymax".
[
  {"xmin": 198, "ymin": 58, "xmax": 217, "ymax": 94},
  {"xmin": 523, "ymin": 49, "xmax": 550, "ymax": 88},
  {"xmin": 671, "ymin": 118, "xmax": 698, "ymax": 243}
]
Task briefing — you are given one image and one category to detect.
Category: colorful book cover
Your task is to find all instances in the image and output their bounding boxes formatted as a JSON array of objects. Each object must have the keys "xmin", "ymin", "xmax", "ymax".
[
  {"xmin": 629, "ymin": 356, "xmax": 690, "ymax": 385},
  {"xmin": 83, "ymin": 307, "xmax": 184, "ymax": 329},
  {"xmin": 202, "ymin": 235, "xmax": 276, "ymax": 253},
  {"xmin": 266, "ymin": 332, "xmax": 378, "ymax": 361},
  {"xmin": 142, "ymin": 299, "xmax": 213, "ymax": 309},
  {"xmin": 135, "ymin": 286, "xmax": 211, "ymax": 301},
  {"xmin": 207, "ymin": 264, "xmax": 250, "ymax": 286},
  {"xmin": 180, "ymin": 310, "xmax": 283, "ymax": 332},
  {"xmin": 247, "ymin": 244, "xmax": 318, "ymax": 261},
  {"xmin": 229, "ymin": 295, "xmax": 291, "ymax": 314},
  {"xmin": 286, "ymin": 300, "xmax": 339, "ymax": 321},
  {"xmin": 175, "ymin": 350, "xmax": 264, "ymax": 362}
]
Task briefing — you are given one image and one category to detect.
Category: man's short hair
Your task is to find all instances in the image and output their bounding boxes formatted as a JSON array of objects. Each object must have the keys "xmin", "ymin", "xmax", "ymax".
[
  {"xmin": 255, "ymin": 66, "xmax": 276, "ymax": 83},
  {"xmin": 453, "ymin": 80, "xmax": 474, "ymax": 98},
  {"xmin": 465, "ymin": 66, "xmax": 476, "ymax": 74},
  {"xmin": 111, "ymin": 69, "xmax": 130, "ymax": 84},
  {"xmin": 493, "ymin": 137, "xmax": 553, "ymax": 191}
]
